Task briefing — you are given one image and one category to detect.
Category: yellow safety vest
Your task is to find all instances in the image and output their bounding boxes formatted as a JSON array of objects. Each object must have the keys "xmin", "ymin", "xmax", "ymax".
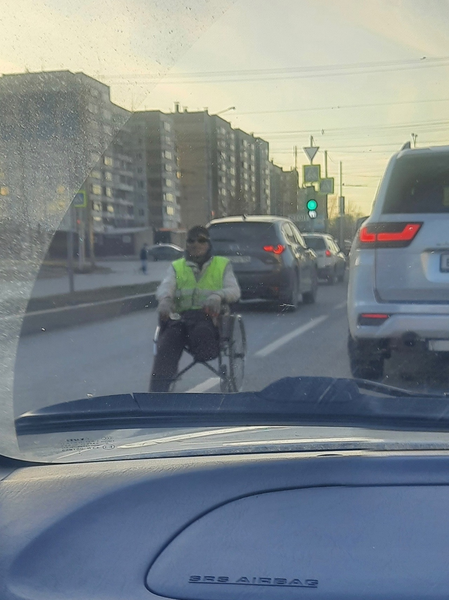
[{"xmin": 172, "ymin": 256, "xmax": 229, "ymax": 313}]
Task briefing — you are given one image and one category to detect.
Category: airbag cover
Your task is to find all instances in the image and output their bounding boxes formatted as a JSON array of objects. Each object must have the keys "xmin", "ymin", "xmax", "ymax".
[{"xmin": 147, "ymin": 486, "xmax": 449, "ymax": 599}]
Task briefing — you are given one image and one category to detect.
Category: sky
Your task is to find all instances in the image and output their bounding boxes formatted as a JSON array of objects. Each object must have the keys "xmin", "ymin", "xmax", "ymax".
[{"xmin": 2, "ymin": 0, "xmax": 449, "ymax": 214}]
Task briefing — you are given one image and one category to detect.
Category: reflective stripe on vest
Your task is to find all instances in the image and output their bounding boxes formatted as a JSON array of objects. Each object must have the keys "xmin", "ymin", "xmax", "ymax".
[{"xmin": 172, "ymin": 256, "xmax": 229, "ymax": 313}]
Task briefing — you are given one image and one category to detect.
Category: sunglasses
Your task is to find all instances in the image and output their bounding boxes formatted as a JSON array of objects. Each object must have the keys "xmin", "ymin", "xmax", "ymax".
[{"xmin": 187, "ymin": 236, "xmax": 209, "ymax": 244}]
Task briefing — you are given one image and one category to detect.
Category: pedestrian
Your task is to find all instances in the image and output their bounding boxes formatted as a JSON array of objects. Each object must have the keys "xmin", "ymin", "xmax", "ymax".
[
  {"xmin": 150, "ymin": 225, "xmax": 241, "ymax": 392},
  {"xmin": 140, "ymin": 243, "xmax": 149, "ymax": 274}
]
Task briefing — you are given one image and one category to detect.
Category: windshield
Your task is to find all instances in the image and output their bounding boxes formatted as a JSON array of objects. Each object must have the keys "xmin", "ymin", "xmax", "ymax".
[
  {"xmin": 303, "ymin": 237, "xmax": 326, "ymax": 251},
  {"xmin": 2, "ymin": 0, "xmax": 449, "ymax": 463}
]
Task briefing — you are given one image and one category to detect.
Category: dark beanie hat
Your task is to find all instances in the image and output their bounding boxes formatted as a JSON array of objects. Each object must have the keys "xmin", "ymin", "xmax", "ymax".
[{"xmin": 187, "ymin": 225, "xmax": 210, "ymax": 239}]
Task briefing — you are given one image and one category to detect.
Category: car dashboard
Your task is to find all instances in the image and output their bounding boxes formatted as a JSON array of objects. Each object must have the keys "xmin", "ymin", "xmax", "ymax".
[{"xmin": 2, "ymin": 450, "xmax": 449, "ymax": 599}]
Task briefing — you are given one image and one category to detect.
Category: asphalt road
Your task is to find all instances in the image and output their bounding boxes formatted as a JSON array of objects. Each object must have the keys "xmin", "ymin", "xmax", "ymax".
[{"xmin": 13, "ymin": 277, "xmax": 449, "ymax": 416}]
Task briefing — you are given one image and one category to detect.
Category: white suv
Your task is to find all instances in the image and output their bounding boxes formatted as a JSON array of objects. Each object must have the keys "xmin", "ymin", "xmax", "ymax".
[{"xmin": 348, "ymin": 144, "xmax": 449, "ymax": 379}]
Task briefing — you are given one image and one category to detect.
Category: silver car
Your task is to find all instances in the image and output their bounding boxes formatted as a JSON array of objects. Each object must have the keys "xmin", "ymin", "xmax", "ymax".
[
  {"xmin": 303, "ymin": 233, "xmax": 346, "ymax": 284},
  {"xmin": 347, "ymin": 144, "xmax": 449, "ymax": 379}
]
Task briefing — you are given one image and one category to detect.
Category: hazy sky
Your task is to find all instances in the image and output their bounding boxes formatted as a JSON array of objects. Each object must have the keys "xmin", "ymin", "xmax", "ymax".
[{"xmin": 2, "ymin": 0, "xmax": 449, "ymax": 213}]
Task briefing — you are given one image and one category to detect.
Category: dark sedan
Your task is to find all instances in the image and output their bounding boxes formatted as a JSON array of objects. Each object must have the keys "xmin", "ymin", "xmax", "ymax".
[
  {"xmin": 208, "ymin": 216, "xmax": 318, "ymax": 310},
  {"xmin": 147, "ymin": 244, "xmax": 184, "ymax": 261}
]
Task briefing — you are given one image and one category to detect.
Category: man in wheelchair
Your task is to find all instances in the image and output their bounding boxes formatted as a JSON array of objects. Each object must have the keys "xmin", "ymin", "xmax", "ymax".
[{"xmin": 150, "ymin": 225, "xmax": 241, "ymax": 392}]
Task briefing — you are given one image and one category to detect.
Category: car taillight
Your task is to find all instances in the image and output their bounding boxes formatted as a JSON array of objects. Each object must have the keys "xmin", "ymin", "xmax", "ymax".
[
  {"xmin": 263, "ymin": 244, "xmax": 285, "ymax": 254},
  {"xmin": 358, "ymin": 222, "xmax": 422, "ymax": 248},
  {"xmin": 358, "ymin": 313, "xmax": 390, "ymax": 326},
  {"xmin": 325, "ymin": 249, "xmax": 331, "ymax": 257}
]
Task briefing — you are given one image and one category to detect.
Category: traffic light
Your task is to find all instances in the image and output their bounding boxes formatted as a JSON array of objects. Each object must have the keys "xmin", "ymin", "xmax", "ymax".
[{"xmin": 306, "ymin": 198, "xmax": 317, "ymax": 219}]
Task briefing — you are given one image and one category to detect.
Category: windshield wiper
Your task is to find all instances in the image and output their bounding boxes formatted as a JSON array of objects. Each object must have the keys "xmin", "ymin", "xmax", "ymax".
[{"xmin": 15, "ymin": 376, "xmax": 449, "ymax": 435}]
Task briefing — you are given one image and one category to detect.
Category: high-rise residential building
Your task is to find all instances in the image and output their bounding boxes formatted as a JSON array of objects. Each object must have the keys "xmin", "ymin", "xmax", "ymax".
[
  {"xmin": 127, "ymin": 111, "xmax": 181, "ymax": 231},
  {"xmin": 280, "ymin": 168, "xmax": 299, "ymax": 216},
  {"xmin": 234, "ymin": 129, "xmax": 257, "ymax": 215},
  {"xmin": 255, "ymin": 137, "xmax": 271, "ymax": 214},
  {"xmin": 269, "ymin": 162, "xmax": 283, "ymax": 215},
  {"xmin": 0, "ymin": 70, "xmax": 129, "ymax": 258},
  {"xmin": 172, "ymin": 108, "xmax": 237, "ymax": 229},
  {"xmin": 269, "ymin": 163, "xmax": 299, "ymax": 217}
]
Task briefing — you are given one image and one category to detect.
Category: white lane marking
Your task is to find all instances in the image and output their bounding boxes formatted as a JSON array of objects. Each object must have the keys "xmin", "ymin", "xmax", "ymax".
[
  {"xmin": 334, "ymin": 301, "xmax": 347, "ymax": 310},
  {"xmin": 186, "ymin": 377, "xmax": 220, "ymax": 393},
  {"xmin": 255, "ymin": 315, "xmax": 329, "ymax": 358}
]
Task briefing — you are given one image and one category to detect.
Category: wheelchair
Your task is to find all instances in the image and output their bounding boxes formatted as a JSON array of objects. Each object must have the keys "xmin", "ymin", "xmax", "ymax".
[{"xmin": 153, "ymin": 306, "xmax": 247, "ymax": 393}]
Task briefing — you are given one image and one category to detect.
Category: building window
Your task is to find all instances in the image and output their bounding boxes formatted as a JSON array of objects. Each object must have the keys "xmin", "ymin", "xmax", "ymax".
[
  {"xmin": 165, "ymin": 164, "xmax": 173, "ymax": 172},
  {"xmin": 104, "ymin": 156, "xmax": 113, "ymax": 166},
  {"xmin": 138, "ymin": 181, "xmax": 144, "ymax": 189},
  {"xmin": 163, "ymin": 121, "xmax": 171, "ymax": 132},
  {"xmin": 104, "ymin": 125, "xmax": 112, "ymax": 136},
  {"xmin": 165, "ymin": 179, "xmax": 173, "ymax": 187},
  {"xmin": 164, "ymin": 150, "xmax": 172, "ymax": 159},
  {"xmin": 92, "ymin": 201, "xmax": 101, "ymax": 211},
  {"xmin": 91, "ymin": 184, "xmax": 102, "ymax": 195},
  {"xmin": 164, "ymin": 193, "xmax": 174, "ymax": 202},
  {"xmin": 166, "ymin": 206, "xmax": 174, "ymax": 215},
  {"xmin": 137, "ymin": 167, "xmax": 143, "ymax": 174},
  {"xmin": 105, "ymin": 187, "xmax": 112, "ymax": 197},
  {"xmin": 138, "ymin": 209, "xmax": 145, "ymax": 216},
  {"xmin": 91, "ymin": 170, "xmax": 101, "ymax": 179}
]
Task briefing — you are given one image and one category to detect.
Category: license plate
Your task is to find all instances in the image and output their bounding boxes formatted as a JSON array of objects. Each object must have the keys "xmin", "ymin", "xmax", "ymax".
[
  {"xmin": 440, "ymin": 253, "xmax": 449, "ymax": 272},
  {"xmin": 229, "ymin": 256, "xmax": 251, "ymax": 263},
  {"xmin": 429, "ymin": 340, "xmax": 449, "ymax": 352}
]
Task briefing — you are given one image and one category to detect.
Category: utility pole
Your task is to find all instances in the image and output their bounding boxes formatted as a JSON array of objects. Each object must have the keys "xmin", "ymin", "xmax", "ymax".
[
  {"xmin": 339, "ymin": 161, "xmax": 344, "ymax": 249},
  {"xmin": 294, "ymin": 146, "xmax": 298, "ymax": 170},
  {"xmin": 67, "ymin": 204, "xmax": 75, "ymax": 294},
  {"xmin": 324, "ymin": 150, "xmax": 329, "ymax": 229},
  {"xmin": 411, "ymin": 133, "xmax": 418, "ymax": 148}
]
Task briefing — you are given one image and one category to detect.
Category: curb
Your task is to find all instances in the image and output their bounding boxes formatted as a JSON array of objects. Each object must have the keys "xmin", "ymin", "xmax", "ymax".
[{"xmin": 17, "ymin": 292, "xmax": 157, "ymax": 336}]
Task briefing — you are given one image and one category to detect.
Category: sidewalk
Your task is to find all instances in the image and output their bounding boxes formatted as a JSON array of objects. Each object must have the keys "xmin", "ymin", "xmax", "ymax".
[{"xmin": 30, "ymin": 260, "xmax": 168, "ymax": 298}]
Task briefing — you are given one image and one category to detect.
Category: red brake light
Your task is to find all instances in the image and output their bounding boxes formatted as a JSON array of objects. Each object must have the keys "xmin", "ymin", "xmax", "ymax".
[
  {"xmin": 359, "ymin": 222, "xmax": 422, "ymax": 248},
  {"xmin": 263, "ymin": 244, "xmax": 285, "ymax": 255},
  {"xmin": 325, "ymin": 249, "xmax": 331, "ymax": 257},
  {"xmin": 358, "ymin": 313, "xmax": 390, "ymax": 326},
  {"xmin": 360, "ymin": 227, "xmax": 376, "ymax": 243},
  {"xmin": 377, "ymin": 223, "xmax": 421, "ymax": 242}
]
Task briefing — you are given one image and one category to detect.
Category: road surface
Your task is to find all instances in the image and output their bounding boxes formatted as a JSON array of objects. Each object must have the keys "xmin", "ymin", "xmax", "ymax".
[{"xmin": 13, "ymin": 277, "xmax": 449, "ymax": 416}]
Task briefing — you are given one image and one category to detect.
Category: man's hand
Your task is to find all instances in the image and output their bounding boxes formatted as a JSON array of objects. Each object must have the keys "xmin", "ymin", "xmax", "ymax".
[
  {"xmin": 158, "ymin": 297, "xmax": 174, "ymax": 321},
  {"xmin": 203, "ymin": 293, "xmax": 221, "ymax": 317}
]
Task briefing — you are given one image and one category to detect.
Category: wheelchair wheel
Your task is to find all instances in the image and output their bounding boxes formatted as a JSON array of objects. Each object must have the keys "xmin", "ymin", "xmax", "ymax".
[{"xmin": 220, "ymin": 314, "xmax": 246, "ymax": 392}]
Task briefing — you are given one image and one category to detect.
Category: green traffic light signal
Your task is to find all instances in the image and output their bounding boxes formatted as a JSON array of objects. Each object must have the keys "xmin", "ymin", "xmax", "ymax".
[{"xmin": 306, "ymin": 199, "xmax": 317, "ymax": 211}]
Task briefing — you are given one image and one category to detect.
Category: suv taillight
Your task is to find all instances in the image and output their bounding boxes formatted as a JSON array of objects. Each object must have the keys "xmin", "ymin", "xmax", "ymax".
[
  {"xmin": 325, "ymin": 249, "xmax": 331, "ymax": 257},
  {"xmin": 263, "ymin": 244, "xmax": 285, "ymax": 254},
  {"xmin": 358, "ymin": 222, "xmax": 422, "ymax": 248}
]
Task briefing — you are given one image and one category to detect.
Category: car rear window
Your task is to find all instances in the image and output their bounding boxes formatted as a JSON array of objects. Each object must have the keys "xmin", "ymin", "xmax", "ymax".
[
  {"xmin": 303, "ymin": 236, "xmax": 326, "ymax": 250},
  {"xmin": 383, "ymin": 154, "xmax": 449, "ymax": 214},
  {"xmin": 208, "ymin": 222, "xmax": 278, "ymax": 246}
]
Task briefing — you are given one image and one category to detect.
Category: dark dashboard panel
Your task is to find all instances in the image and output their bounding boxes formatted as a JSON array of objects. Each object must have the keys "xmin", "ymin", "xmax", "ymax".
[{"xmin": 2, "ymin": 452, "xmax": 449, "ymax": 600}]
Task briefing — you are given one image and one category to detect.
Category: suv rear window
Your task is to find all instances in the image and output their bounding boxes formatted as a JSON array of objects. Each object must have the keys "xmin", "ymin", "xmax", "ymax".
[
  {"xmin": 208, "ymin": 222, "xmax": 278, "ymax": 246},
  {"xmin": 383, "ymin": 154, "xmax": 449, "ymax": 214},
  {"xmin": 303, "ymin": 236, "xmax": 326, "ymax": 250}
]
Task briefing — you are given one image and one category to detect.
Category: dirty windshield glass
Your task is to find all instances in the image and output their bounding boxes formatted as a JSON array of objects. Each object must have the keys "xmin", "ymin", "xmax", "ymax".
[{"xmin": 2, "ymin": 0, "xmax": 449, "ymax": 462}]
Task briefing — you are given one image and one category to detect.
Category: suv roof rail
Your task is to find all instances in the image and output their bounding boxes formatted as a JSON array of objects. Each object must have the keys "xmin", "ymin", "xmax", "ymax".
[{"xmin": 401, "ymin": 141, "xmax": 411, "ymax": 150}]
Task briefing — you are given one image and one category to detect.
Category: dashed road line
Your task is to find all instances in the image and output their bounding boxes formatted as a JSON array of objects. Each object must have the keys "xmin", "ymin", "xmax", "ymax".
[{"xmin": 255, "ymin": 315, "xmax": 329, "ymax": 357}]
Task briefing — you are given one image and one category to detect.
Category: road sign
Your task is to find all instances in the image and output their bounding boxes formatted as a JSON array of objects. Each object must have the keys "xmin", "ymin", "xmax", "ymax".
[
  {"xmin": 303, "ymin": 146, "xmax": 319, "ymax": 163},
  {"xmin": 74, "ymin": 190, "xmax": 87, "ymax": 208},
  {"xmin": 308, "ymin": 210, "xmax": 317, "ymax": 219},
  {"xmin": 303, "ymin": 164, "xmax": 321, "ymax": 184},
  {"xmin": 320, "ymin": 177, "xmax": 335, "ymax": 194}
]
